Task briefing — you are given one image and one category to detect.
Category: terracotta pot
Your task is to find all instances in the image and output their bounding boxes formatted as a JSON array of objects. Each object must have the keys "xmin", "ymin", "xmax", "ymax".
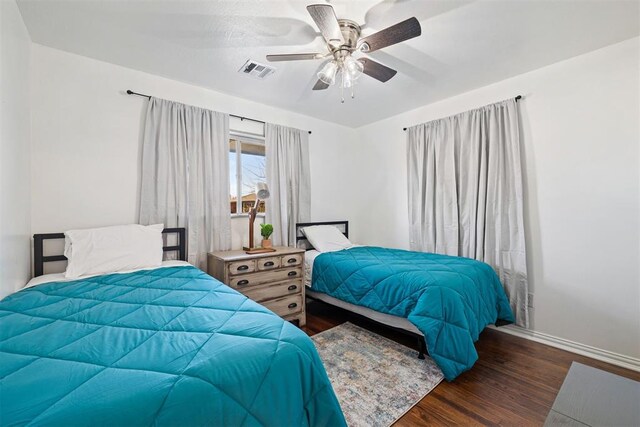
[{"xmin": 261, "ymin": 239, "xmax": 272, "ymax": 248}]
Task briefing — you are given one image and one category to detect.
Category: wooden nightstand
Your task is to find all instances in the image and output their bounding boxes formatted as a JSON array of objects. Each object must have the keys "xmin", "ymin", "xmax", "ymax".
[{"xmin": 207, "ymin": 247, "xmax": 306, "ymax": 326}]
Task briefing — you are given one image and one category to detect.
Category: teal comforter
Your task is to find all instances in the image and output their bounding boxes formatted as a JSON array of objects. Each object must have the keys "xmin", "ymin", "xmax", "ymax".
[
  {"xmin": 311, "ymin": 247, "xmax": 514, "ymax": 381},
  {"xmin": 0, "ymin": 265, "xmax": 345, "ymax": 426}
]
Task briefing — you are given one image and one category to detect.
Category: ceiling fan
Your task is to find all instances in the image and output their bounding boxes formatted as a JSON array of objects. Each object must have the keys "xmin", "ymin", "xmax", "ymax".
[{"xmin": 266, "ymin": 4, "xmax": 421, "ymax": 102}]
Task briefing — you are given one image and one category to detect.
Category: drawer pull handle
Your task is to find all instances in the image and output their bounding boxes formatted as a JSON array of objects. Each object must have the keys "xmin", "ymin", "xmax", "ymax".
[
  {"xmin": 287, "ymin": 285, "xmax": 297, "ymax": 291},
  {"xmin": 287, "ymin": 258, "xmax": 297, "ymax": 263},
  {"xmin": 264, "ymin": 261, "xmax": 275, "ymax": 267},
  {"xmin": 237, "ymin": 265, "xmax": 249, "ymax": 271},
  {"xmin": 288, "ymin": 303, "xmax": 298, "ymax": 309},
  {"xmin": 237, "ymin": 280, "xmax": 249, "ymax": 286},
  {"xmin": 287, "ymin": 271, "xmax": 297, "ymax": 277}
]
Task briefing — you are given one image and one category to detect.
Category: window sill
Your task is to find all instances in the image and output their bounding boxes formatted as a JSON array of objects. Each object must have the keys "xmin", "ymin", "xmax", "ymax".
[{"xmin": 231, "ymin": 213, "xmax": 266, "ymax": 218}]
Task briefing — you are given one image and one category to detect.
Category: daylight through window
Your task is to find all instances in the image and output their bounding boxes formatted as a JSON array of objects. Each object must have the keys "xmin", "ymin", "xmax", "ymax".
[{"xmin": 229, "ymin": 138, "xmax": 266, "ymax": 214}]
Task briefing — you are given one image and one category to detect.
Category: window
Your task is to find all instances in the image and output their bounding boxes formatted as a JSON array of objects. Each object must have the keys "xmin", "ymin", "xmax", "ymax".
[{"xmin": 229, "ymin": 138, "xmax": 266, "ymax": 214}]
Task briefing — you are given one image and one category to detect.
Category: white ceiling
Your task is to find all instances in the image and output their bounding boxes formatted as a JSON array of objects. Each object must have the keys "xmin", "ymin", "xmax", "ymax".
[{"xmin": 17, "ymin": 0, "xmax": 640, "ymax": 127}]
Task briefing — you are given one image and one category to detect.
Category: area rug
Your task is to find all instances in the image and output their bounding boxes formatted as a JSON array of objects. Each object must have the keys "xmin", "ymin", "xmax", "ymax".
[{"xmin": 311, "ymin": 322, "xmax": 444, "ymax": 427}]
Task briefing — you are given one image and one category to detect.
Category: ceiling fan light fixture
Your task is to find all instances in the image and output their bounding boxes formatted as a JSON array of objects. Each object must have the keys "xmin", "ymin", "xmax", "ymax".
[
  {"xmin": 343, "ymin": 56, "xmax": 364, "ymax": 80},
  {"xmin": 318, "ymin": 60, "xmax": 338, "ymax": 85},
  {"xmin": 342, "ymin": 70, "xmax": 355, "ymax": 88}
]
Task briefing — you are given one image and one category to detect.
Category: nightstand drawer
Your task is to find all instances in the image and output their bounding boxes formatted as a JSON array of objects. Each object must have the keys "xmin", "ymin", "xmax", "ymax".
[
  {"xmin": 242, "ymin": 280, "xmax": 302, "ymax": 302},
  {"xmin": 229, "ymin": 260, "xmax": 256, "ymax": 275},
  {"xmin": 262, "ymin": 294, "xmax": 303, "ymax": 317},
  {"xmin": 229, "ymin": 267, "xmax": 302, "ymax": 288},
  {"xmin": 281, "ymin": 254, "xmax": 303, "ymax": 267},
  {"xmin": 257, "ymin": 256, "xmax": 281, "ymax": 271}
]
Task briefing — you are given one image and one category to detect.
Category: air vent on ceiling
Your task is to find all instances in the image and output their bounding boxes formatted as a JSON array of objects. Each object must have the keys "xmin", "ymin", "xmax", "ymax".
[{"xmin": 239, "ymin": 60, "xmax": 275, "ymax": 80}]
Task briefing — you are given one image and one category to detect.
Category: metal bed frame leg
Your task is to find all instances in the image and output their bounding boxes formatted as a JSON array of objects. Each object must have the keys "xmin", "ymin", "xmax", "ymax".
[{"xmin": 418, "ymin": 337, "xmax": 426, "ymax": 360}]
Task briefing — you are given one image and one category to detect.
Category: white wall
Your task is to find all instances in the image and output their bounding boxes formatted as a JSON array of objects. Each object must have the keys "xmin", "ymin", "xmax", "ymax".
[
  {"xmin": 0, "ymin": 0, "xmax": 31, "ymax": 298},
  {"xmin": 30, "ymin": 44, "xmax": 360, "ymax": 251},
  {"xmin": 355, "ymin": 37, "xmax": 640, "ymax": 360}
]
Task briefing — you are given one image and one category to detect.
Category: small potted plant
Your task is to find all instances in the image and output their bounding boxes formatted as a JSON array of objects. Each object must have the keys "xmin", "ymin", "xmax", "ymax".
[{"xmin": 260, "ymin": 223, "xmax": 274, "ymax": 248}]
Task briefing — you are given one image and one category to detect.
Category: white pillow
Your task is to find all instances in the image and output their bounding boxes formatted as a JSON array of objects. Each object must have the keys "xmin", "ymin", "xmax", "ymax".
[
  {"xmin": 64, "ymin": 224, "xmax": 164, "ymax": 278},
  {"xmin": 302, "ymin": 225, "xmax": 353, "ymax": 253}
]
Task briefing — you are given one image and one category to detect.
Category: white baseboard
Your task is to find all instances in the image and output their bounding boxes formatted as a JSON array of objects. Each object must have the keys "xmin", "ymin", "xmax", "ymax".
[{"xmin": 489, "ymin": 324, "xmax": 640, "ymax": 372}]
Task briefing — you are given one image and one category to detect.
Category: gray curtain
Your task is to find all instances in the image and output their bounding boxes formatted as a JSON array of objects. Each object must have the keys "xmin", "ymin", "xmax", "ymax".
[
  {"xmin": 265, "ymin": 124, "xmax": 311, "ymax": 246},
  {"xmin": 407, "ymin": 99, "xmax": 529, "ymax": 327},
  {"xmin": 139, "ymin": 97, "xmax": 231, "ymax": 269}
]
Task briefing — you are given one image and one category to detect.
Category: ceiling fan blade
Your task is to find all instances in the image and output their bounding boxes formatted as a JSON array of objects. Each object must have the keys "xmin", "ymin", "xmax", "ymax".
[
  {"xmin": 312, "ymin": 80, "xmax": 330, "ymax": 90},
  {"xmin": 359, "ymin": 17, "xmax": 421, "ymax": 53},
  {"xmin": 360, "ymin": 58, "xmax": 397, "ymax": 82},
  {"xmin": 306, "ymin": 4, "xmax": 345, "ymax": 46},
  {"xmin": 266, "ymin": 53, "xmax": 324, "ymax": 62}
]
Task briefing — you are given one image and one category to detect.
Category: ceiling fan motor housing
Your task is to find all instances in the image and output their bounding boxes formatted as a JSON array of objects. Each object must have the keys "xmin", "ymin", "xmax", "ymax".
[{"xmin": 333, "ymin": 19, "xmax": 362, "ymax": 57}]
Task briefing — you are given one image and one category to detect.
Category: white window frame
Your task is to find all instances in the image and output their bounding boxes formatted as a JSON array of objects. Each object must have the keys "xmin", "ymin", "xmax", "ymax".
[{"xmin": 229, "ymin": 131, "xmax": 266, "ymax": 217}]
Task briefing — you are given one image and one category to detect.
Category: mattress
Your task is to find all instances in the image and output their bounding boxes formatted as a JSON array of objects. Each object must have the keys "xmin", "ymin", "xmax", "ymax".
[
  {"xmin": 0, "ymin": 265, "xmax": 346, "ymax": 426},
  {"xmin": 310, "ymin": 246, "xmax": 514, "ymax": 381},
  {"xmin": 304, "ymin": 250, "xmax": 421, "ymax": 335}
]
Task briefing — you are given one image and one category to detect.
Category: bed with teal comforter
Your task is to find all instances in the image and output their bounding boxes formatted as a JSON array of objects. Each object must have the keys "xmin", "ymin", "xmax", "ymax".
[
  {"xmin": 311, "ymin": 246, "xmax": 514, "ymax": 381},
  {"xmin": 0, "ymin": 265, "xmax": 345, "ymax": 426}
]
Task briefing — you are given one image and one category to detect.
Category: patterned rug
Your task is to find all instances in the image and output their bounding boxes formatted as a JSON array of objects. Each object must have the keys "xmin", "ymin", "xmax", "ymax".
[{"xmin": 311, "ymin": 322, "xmax": 444, "ymax": 427}]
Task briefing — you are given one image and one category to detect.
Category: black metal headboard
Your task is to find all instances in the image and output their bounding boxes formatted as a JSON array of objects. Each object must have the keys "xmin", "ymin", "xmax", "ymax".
[
  {"xmin": 33, "ymin": 227, "xmax": 187, "ymax": 277},
  {"xmin": 295, "ymin": 221, "xmax": 349, "ymax": 250}
]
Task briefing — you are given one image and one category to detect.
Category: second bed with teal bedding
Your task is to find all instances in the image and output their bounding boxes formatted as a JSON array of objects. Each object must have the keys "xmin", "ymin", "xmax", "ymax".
[
  {"xmin": 311, "ymin": 246, "xmax": 514, "ymax": 381},
  {"xmin": 0, "ymin": 265, "xmax": 345, "ymax": 426}
]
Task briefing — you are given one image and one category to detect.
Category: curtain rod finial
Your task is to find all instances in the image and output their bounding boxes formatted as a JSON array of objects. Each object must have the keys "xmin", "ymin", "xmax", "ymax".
[
  {"xmin": 403, "ymin": 127, "xmax": 407, "ymax": 131},
  {"xmin": 126, "ymin": 90, "xmax": 133, "ymax": 95}
]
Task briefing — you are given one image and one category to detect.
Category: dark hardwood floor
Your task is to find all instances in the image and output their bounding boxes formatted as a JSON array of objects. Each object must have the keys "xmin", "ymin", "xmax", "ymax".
[{"xmin": 302, "ymin": 300, "xmax": 640, "ymax": 426}]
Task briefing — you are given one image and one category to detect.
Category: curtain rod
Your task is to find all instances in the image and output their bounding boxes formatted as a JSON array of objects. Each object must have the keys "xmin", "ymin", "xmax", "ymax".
[
  {"xmin": 401, "ymin": 95, "xmax": 522, "ymax": 131},
  {"xmin": 126, "ymin": 90, "xmax": 312, "ymax": 134}
]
